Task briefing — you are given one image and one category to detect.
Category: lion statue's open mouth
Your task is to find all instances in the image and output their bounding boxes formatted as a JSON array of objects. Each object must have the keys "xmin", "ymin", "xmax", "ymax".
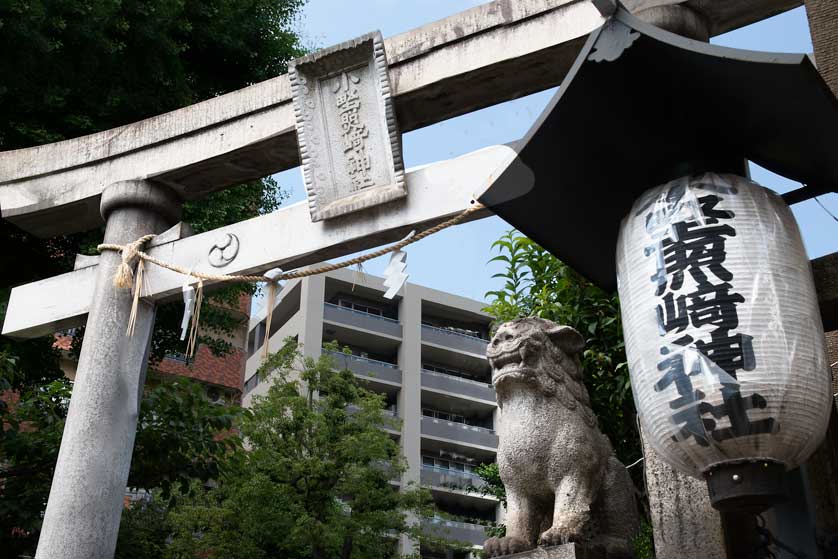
[
  {"xmin": 488, "ymin": 345, "xmax": 531, "ymax": 383},
  {"xmin": 483, "ymin": 318, "xmax": 638, "ymax": 558}
]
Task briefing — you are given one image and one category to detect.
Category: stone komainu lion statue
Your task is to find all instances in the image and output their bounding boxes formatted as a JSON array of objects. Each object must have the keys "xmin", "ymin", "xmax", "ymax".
[{"xmin": 484, "ymin": 318, "xmax": 638, "ymax": 557}]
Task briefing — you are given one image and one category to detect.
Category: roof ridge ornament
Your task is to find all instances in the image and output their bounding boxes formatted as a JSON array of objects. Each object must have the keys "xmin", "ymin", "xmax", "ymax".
[{"xmin": 588, "ymin": 19, "xmax": 641, "ymax": 63}]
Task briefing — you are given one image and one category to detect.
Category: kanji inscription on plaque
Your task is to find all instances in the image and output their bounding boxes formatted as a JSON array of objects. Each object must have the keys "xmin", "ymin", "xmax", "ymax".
[{"xmin": 290, "ymin": 31, "xmax": 406, "ymax": 222}]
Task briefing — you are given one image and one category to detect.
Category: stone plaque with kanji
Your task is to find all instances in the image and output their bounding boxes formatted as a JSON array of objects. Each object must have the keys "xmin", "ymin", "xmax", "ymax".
[{"xmin": 290, "ymin": 31, "xmax": 406, "ymax": 222}]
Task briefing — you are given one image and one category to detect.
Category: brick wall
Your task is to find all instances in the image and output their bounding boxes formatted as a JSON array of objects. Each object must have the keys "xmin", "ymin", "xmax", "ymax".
[
  {"xmin": 52, "ymin": 293, "xmax": 251, "ymax": 395},
  {"xmin": 153, "ymin": 293, "xmax": 250, "ymax": 394},
  {"xmin": 155, "ymin": 345, "xmax": 244, "ymax": 394},
  {"xmin": 805, "ymin": 0, "xmax": 838, "ymax": 97}
]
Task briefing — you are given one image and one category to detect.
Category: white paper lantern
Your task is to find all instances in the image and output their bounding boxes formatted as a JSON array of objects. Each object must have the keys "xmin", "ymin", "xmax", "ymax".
[{"xmin": 616, "ymin": 172, "xmax": 832, "ymax": 482}]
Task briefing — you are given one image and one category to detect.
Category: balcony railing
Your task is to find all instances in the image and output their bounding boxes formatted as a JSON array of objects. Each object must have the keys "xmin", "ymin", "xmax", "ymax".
[
  {"xmin": 326, "ymin": 349, "xmax": 398, "ymax": 369},
  {"xmin": 346, "ymin": 405, "xmax": 400, "ymax": 434},
  {"xmin": 420, "ymin": 465, "xmax": 486, "ymax": 492},
  {"xmin": 421, "ymin": 369, "xmax": 495, "ymax": 403},
  {"xmin": 324, "ymin": 349, "xmax": 403, "ymax": 385},
  {"xmin": 324, "ymin": 303, "xmax": 402, "ymax": 338},
  {"xmin": 422, "ymin": 323, "xmax": 488, "ymax": 342},
  {"xmin": 421, "ymin": 324, "xmax": 488, "ymax": 356},
  {"xmin": 420, "ymin": 416, "xmax": 498, "ymax": 448},
  {"xmin": 421, "ymin": 517, "xmax": 488, "ymax": 546},
  {"xmin": 421, "ymin": 464, "xmax": 481, "ymax": 479},
  {"xmin": 347, "ymin": 404, "xmax": 398, "ymax": 416}
]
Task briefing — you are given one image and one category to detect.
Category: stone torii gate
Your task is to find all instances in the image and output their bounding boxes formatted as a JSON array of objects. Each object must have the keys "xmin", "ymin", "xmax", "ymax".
[{"xmin": 0, "ymin": 1, "xmax": 809, "ymax": 558}]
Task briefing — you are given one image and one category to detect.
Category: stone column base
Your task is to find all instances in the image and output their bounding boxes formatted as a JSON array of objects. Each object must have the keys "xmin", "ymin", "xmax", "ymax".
[{"xmin": 495, "ymin": 544, "xmax": 607, "ymax": 559}]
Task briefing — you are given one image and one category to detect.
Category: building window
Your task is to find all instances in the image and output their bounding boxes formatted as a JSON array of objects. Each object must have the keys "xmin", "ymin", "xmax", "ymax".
[
  {"xmin": 165, "ymin": 351, "xmax": 191, "ymax": 364},
  {"xmin": 422, "ymin": 363, "xmax": 488, "ymax": 384},
  {"xmin": 337, "ymin": 298, "xmax": 383, "ymax": 316},
  {"xmin": 243, "ymin": 373, "xmax": 260, "ymax": 395},
  {"xmin": 422, "ymin": 455, "xmax": 477, "ymax": 474}
]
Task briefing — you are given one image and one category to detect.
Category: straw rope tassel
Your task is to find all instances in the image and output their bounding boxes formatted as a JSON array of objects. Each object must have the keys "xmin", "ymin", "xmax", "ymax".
[
  {"xmin": 261, "ymin": 268, "xmax": 284, "ymax": 361},
  {"xmin": 126, "ymin": 259, "xmax": 145, "ymax": 336},
  {"xmin": 262, "ymin": 281, "xmax": 277, "ymax": 361},
  {"xmin": 186, "ymin": 280, "xmax": 204, "ymax": 358}
]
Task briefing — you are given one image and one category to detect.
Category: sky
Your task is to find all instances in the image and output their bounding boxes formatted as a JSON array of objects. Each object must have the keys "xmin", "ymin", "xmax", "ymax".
[{"xmin": 265, "ymin": 1, "xmax": 838, "ymax": 307}]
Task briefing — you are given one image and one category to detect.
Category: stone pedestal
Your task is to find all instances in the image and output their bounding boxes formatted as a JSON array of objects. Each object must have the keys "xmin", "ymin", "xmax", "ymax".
[{"xmin": 495, "ymin": 544, "xmax": 606, "ymax": 559}]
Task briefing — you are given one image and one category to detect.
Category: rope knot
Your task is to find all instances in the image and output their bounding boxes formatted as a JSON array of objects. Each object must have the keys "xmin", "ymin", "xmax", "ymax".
[{"xmin": 112, "ymin": 234, "xmax": 155, "ymax": 289}]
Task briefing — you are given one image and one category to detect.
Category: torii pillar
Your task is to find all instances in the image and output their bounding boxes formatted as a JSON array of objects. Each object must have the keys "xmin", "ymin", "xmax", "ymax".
[{"xmin": 36, "ymin": 181, "xmax": 180, "ymax": 559}]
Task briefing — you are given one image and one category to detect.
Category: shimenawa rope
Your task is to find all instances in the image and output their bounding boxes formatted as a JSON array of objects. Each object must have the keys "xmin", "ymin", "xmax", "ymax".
[{"xmin": 98, "ymin": 201, "xmax": 485, "ymax": 356}]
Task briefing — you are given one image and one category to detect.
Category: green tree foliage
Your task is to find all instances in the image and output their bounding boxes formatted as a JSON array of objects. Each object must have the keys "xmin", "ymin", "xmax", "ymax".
[
  {"xmin": 484, "ymin": 231, "xmax": 639, "ymax": 465},
  {"xmin": 632, "ymin": 520, "xmax": 655, "ymax": 559},
  {"xmin": 470, "ymin": 463, "xmax": 506, "ymax": 507},
  {"xmin": 0, "ymin": 0, "xmax": 304, "ymax": 148},
  {"xmin": 115, "ymin": 496, "xmax": 171, "ymax": 559},
  {"xmin": 460, "ymin": 462, "xmax": 507, "ymax": 540},
  {"xmin": 0, "ymin": 378, "xmax": 242, "ymax": 556},
  {"xmin": 0, "ymin": 1, "xmax": 306, "ymax": 552},
  {"xmin": 160, "ymin": 340, "xmax": 443, "ymax": 559}
]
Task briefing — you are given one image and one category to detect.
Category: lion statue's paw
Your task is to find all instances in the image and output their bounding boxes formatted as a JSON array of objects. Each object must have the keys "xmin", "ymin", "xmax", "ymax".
[
  {"xmin": 538, "ymin": 527, "xmax": 575, "ymax": 547},
  {"xmin": 484, "ymin": 536, "xmax": 534, "ymax": 557},
  {"xmin": 538, "ymin": 515, "xmax": 588, "ymax": 547}
]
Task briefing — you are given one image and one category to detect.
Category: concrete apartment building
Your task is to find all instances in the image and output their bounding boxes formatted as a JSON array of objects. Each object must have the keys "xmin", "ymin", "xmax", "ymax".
[{"xmin": 243, "ymin": 268, "xmax": 499, "ymax": 556}]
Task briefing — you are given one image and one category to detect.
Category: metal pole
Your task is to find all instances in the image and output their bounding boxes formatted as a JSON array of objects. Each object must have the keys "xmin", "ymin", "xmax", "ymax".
[
  {"xmin": 720, "ymin": 511, "xmax": 759, "ymax": 558},
  {"xmin": 36, "ymin": 180, "xmax": 181, "ymax": 559}
]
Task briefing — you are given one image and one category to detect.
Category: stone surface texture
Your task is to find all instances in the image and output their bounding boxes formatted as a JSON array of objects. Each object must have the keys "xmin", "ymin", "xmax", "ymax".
[
  {"xmin": 641, "ymin": 431, "xmax": 725, "ymax": 559},
  {"xmin": 484, "ymin": 318, "xmax": 638, "ymax": 558},
  {"xmin": 632, "ymin": 4, "xmax": 709, "ymax": 40},
  {"xmin": 805, "ymin": 0, "xmax": 838, "ymax": 98},
  {"xmin": 35, "ymin": 181, "xmax": 180, "ymax": 559},
  {"xmin": 805, "ymin": 254, "xmax": 838, "ymax": 553},
  {"xmin": 806, "ymin": 405, "xmax": 838, "ymax": 551},
  {"xmin": 814, "ymin": 253, "xmax": 838, "ymax": 332},
  {"xmin": 290, "ymin": 31, "xmax": 405, "ymax": 221},
  {"xmin": 828, "ymin": 330, "xmax": 838, "ymax": 392},
  {"xmin": 501, "ymin": 543, "xmax": 607, "ymax": 558}
]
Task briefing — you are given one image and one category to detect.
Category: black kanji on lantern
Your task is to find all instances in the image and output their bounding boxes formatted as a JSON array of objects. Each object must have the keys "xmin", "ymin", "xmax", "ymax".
[{"xmin": 646, "ymin": 186, "xmax": 776, "ymax": 447}]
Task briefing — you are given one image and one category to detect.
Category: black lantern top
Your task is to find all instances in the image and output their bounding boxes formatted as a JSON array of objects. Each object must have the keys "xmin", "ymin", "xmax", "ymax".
[{"xmin": 479, "ymin": 8, "xmax": 838, "ymax": 291}]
